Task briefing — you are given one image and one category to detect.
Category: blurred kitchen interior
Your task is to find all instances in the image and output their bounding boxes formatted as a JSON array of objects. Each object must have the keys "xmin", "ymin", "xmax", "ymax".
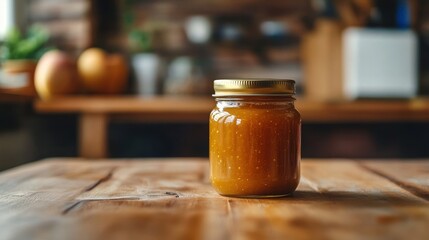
[{"xmin": 1, "ymin": 0, "xmax": 429, "ymax": 170}]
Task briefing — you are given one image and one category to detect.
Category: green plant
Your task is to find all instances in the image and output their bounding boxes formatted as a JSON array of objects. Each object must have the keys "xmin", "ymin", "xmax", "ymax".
[
  {"xmin": 128, "ymin": 29, "xmax": 152, "ymax": 53},
  {"xmin": 0, "ymin": 25, "xmax": 52, "ymax": 62},
  {"xmin": 122, "ymin": 0, "xmax": 153, "ymax": 53}
]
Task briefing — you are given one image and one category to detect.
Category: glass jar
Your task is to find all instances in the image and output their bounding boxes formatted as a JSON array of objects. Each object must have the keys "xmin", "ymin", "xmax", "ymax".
[{"xmin": 209, "ymin": 79, "xmax": 301, "ymax": 197}]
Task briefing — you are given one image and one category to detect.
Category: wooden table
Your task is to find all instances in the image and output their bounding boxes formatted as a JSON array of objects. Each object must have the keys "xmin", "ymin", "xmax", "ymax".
[
  {"xmin": 34, "ymin": 96, "xmax": 429, "ymax": 158},
  {"xmin": 1, "ymin": 158, "xmax": 428, "ymax": 240}
]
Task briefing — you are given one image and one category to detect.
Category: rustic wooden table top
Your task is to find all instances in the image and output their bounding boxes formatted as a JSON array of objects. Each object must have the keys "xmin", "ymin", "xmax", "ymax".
[{"xmin": 0, "ymin": 158, "xmax": 428, "ymax": 240}]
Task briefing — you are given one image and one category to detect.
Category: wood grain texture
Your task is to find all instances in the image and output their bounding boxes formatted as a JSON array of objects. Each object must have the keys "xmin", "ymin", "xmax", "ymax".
[
  {"xmin": 34, "ymin": 96, "xmax": 429, "ymax": 122},
  {"xmin": 360, "ymin": 160, "xmax": 429, "ymax": 201},
  {"xmin": 0, "ymin": 158, "xmax": 428, "ymax": 240}
]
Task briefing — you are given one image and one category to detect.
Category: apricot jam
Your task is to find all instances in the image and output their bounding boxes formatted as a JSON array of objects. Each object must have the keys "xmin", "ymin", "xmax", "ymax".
[{"xmin": 210, "ymin": 79, "xmax": 301, "ymax": 197}]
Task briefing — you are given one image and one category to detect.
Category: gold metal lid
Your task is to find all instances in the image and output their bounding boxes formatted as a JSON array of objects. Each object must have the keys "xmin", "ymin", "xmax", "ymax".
[{"xmin": 213, "ymin": 79, "xmax": 295, "ymax": 96}]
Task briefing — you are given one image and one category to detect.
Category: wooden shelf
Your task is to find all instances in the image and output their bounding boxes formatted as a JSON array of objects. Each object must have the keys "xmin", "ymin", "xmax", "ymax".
[
  {"xmin": 33, "ymin": 96, "xmax": 429, "ymax": 158},
  {"xmin": 0, "ymin": 92, "xmax": 35, "ymax": 103},
  {"xmin": 297, "ymin": 98, "xmax": 429, "ymax": 122},
  {"xmin": 133, "ymin": 0, "xmax": 312, "ymax": 16},
  {"xmin": 34, "ymin": 96, "xmax": 429, "ymax": 123}
]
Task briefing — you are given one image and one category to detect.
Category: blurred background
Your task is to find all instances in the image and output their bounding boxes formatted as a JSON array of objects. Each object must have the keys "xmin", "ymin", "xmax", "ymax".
[{"xmin": 1, "ymin": 0, "xmax": 429, "ymax": 170}]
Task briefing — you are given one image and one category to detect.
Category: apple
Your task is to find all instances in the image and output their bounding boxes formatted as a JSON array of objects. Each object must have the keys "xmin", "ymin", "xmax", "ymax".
[
  {"xmin": 77, "ymin": 48, "xmax": 128, "ymax": 94},
  {"xmin": 34, "ymin": 50, "xmax": 79, "ymax": 100}
]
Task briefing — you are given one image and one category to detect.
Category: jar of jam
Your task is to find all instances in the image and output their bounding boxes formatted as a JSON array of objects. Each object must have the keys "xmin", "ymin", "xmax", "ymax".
[{"xmin": 209, "ymin": 79, "xmax": 301, "ymax": 197}]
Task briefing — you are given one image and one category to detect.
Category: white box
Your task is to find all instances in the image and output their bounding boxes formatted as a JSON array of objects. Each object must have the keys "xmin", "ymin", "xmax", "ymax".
[{"xmin": 343, "ymin": 28, "xmax": 418, "ymax": 99}]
